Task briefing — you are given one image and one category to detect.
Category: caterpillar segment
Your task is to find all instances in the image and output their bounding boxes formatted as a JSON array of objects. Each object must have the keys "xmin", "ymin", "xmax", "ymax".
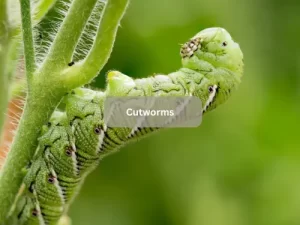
[{"xmin": 5, "ymin": 27, "xmax": 243, "ymax": 225}]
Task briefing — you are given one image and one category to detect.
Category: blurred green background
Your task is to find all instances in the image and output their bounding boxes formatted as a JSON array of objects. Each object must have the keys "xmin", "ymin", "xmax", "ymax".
[
  {"xmin": 13, "ymin": 0, "xmax": 299, "ymax": 224},
  {"xmin": 68, "ymin": 0, "xmax": 300, "ymax": 224}
]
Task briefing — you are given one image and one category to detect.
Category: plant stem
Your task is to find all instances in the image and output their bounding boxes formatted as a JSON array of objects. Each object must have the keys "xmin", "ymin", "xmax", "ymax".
[
  {"xmin": 7, "ymin": 0, "xmax": 60, "ymax": 94},
  {"xmin": 11, "ymin": 0, "xmax": 58, "ymax": 38},
  {"xmin": 19, "ymin": 0, "xmax": 36, "ymax": 84},
  {"xmin": 0, "ymin": 0, "xmax": 9, "ymax": 138},
  {"xmin": 40, "ymin": 0, "xmax": 98, "ymax": 72},
  {"xmin": 10, "ymin": 78, "xmax": 27, "ymax": 99},
  {"xmin": 64, "ymin": 0, "xmax": 129, "ymax": 88},
  {"xmin": 33, "ymin": 0, "xmax": 58, "ymax": 23}
]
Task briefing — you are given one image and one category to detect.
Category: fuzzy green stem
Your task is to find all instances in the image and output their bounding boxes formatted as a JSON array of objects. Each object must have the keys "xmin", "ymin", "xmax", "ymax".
[
  {"xmin": 7, "ymin": 39, "xmax": 21, "ymax": 81},
  {"xmin": 11, "ymin": 0, "xmax": 58, "ymax": 38},
  {"xmin": 7, "ymin": 0, "xmax": 59, "ymax": 94},
  {"xmin": 0, "ymin": 0, "xmax": 9, "ymax": 137},
  {"xmin": 33, "ymin": 0, "xmax": 58, "ymax": 23},
  {"xmin": 10, "ymin": 78, "xmax": 27, "ymax": 99},
  {"xmin": 63, "ymin": 0, "xmax": 129, "ymax": 88},
  {"xmin": 19, "ymin": 0, "xmax": 36, "ymax": 84},
  {"xmin": 40, "ymin": 0, "xmax": 98, "ymax": 72}
]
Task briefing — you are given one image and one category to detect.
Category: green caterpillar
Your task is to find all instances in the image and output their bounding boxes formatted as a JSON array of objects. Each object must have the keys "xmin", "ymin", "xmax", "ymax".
[{"xmin": 5, "ymin": 27, "xmax": 244, "ymax": 225}]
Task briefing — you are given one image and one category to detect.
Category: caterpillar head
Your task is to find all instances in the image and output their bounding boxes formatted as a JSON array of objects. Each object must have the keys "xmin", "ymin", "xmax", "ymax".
[
  {"xmin": 181, "ymin": 27, "xmax": 243, "ymax": 73},
  {"xmin": 181, "ymin": 27, "xmax": 244, "ymax": 113}
]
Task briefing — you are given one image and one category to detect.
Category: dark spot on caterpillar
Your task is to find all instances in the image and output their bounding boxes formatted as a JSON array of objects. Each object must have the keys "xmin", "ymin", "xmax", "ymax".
[
  {"xmin": 17, "ymin": 211, "xmax": 23, "ymax": 219},
  {"xmin": 208, "ymin": 86, "xmax": 214, "ymax": 93},
  {"xmin": 222, "ymin": 41, "xmax": 228, "ymax": 47},
  {"xmin": 65, "ymin": 146, "xmax": 73, "ymax": 157},
  {"xmin": 26, "ymin": 161, "xmax": 32, "ymax": 169},
  {"xmin": 68, "ymin": 61, "xmax": 75, "ymax": 66},
  {"xmin": 94, "ymin": 125, "xmax": 102, "ymax": 134},
  {"xmin": 29, "ymin": 182, "xmax": 34, "ymax": 193},
  {"xmin": 32, "ymin": 209, "xmax": 38, "ymax": 217},
  {"xmin": 47, "ymin": 174, "xmax": 56, "ymax": 184},
  {"xmin": 47, "ymin": 122, "xmax": 51, "ymax": 127}
]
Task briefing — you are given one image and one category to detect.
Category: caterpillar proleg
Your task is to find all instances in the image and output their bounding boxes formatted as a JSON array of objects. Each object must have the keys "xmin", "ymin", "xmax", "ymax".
[{"xmin": 5, "ymin": 27, "xmax": 244, "ymax": 225}]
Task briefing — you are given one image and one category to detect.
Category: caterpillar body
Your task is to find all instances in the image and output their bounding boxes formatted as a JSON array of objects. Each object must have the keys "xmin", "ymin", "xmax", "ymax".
[{"xmin": 5, "ymin": 27, "xmax": 244, "ymax": 225}]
